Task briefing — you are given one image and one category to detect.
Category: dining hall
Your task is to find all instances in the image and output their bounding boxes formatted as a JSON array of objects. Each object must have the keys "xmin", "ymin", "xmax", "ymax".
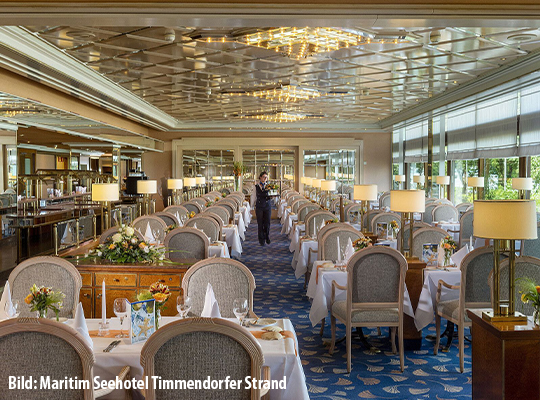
[{"xmin": 0, "ymin": 1, "xmax": 540, "ymax": 399}]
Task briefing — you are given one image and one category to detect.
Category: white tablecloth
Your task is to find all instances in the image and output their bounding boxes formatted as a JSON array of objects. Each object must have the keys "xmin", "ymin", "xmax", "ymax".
[
  {"xmin": 293, "ymin": 240, "xmax": 318, "ymax": 279},
  {"xmin": 414, "ymin": 268, "xmax": 461, "ymax": 330},
  {"xmin": 374, "ymin": 239, "xmax": 398, "ymax": 250},
  {"xmin": 87, "ymin": 317, "xmax": 309, "ymax": 400},
  {"xmin": 241, "ymin": 202, "xmax": 252, "ymax": 226},
  {"xmin": 209, "ymin": 241, "xmax": 230, "ymax": 258},
  {"xmin": 306, "ymin": 261, "xmax": 415, "ymax": 327},
  {"xmin": 235, "ymin": 212, "xmax": 246, "ymax": 240},
  {"xmin": 289, "ymin": 224, "xmax": 305, "ymax": 253},
  {"xmin": 277, "ymin": 200, "xmax": 287, "ymax": 218},
  {"xmin": 432, "ymin": 221, "xmax": 460, "ymax": 243},
  {"xmin": 223, "ymin": 225, "xmax": 243, "ymax": 257}
]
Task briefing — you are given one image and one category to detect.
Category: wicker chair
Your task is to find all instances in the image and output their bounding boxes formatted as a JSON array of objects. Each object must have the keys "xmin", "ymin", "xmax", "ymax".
[
  {"xmin": 297, "ymin": 203, "xmax": 320, "ymax": 222},
  {"xmin": 396, "ymin": 222, "xmax": 431, "ymax": 252},
  {"xmin": 364, "ymin": 210, "xmax": 381, "ymax": 232},
  {"xmin": 456, "ymin": 202, "xmax": 472, "ymax": 215},
  {"xmin": 458, "ymin": 210, "xmax": 474, "ymax": 249},
  {"xmin": 192, "ymin": 197, "xmax": 208, "ymax": 210},
  {"xmin": 99, "ymin": 226, "xmax": 144, "ymax": 244},
  {"xmin": 215, "ymin": 202, "xmax": 235, "ymax": 224},
  {"xmin": 182, "ymin": 201, "xmax": 204, "ymax": 215},
  {"xmin": 185, "ymin": 215, "xmax": 221, "ymax": 243},
  {"xmin": 370, "ymin": 212, "xmax": 401, "ymax": 234},
  {"xmin": 432, "ymin": 204, "xmax": 459, "ymax": 222},
  {"xmin": 220, "ymin": 198, "xmax": 239, "ymax": 212},
  {"xmin": 304, "ymin": 210, "xmax": 335, "ymax": 237},
  {"xmin": 411, "ymin": 227, "xmax": 449, "ymax": 259},
  {"xmin": 205, "ymin": 206, "xmax": 230, "ymax": 225},
  {"xmin": 422, "ymin": 203, "xmax": 438, "ymax": 224},
  {"xmin": 163, "ymin": 205, "xmax": 190, "ymax": 221},
  {"xmin": 344, "ymin": 203, "xmax": 362, "ymax": 224},
  {"xmin": 221, "ymin": 188, "xmax": 231, "ymax": 195},
  {"xmin": 182, "ymin": 258, "xmax": 257, "ymax": 318},
  {"xmin": 319, "ymin": 224, "xmax": 364, "ymax": 262},
  {"xmin": 154, "ymin": 212, "xmax": 180, "ymax": 227},
  {"xmin": 226, "ymin": 194, "xmax": 243, "ymax": 209},
  {"xmin": 140, "ymin": 318, "xmax": 269, "ymax": 400},
  {"xmin": 132, "ymin": 215, "xmax": 168, "ymax": 243},
  {"xmin": 378, "ymin": 192, "xmax": 390, "ymax": 209},
  {"xmin": 291, "ymin": 198, "xmax": 309, "ymax": 214},
  {"xmin": 434, "ymin": 246, "xmax": 494, "ymax": 372},
  {"xmin": 521, "ymin": 222, "xmax": 540, "ymax": 258},
  {"xmin": 287, "ymin": 195, "xmax": 304, "ymax": 207},
  {"xmin": 8, "ymin": 256, "xmax": 82, "ymax": 318},
  {"xmin": 229, "ymin": 191, "xmax": 246, "ymax": 201},
  {"xmin": 330, "ymin": 246, "xmax": 407, "ymax": 372},
  {"xmin": 164, "ymin": 227, "xmax": 209, "ymax": 261}
]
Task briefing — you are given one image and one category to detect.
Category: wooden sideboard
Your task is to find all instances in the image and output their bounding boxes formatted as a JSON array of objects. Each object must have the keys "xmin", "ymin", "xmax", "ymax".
[
  {"xmin": 403, "ymin": 258, "xmax": 427, "ymax": 349},
  {"xmin": 70, "ymin": 258, "xmax": 197, "ymax": 318}
]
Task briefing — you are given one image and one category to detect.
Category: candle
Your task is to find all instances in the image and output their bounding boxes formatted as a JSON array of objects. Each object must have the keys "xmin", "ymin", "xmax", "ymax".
[
  {"xmin": 337, "ymin": 236, "xmax": 341, "ymax": 263},
  {"xmin": 469, "ymin": 236, "xmax": 473, "ymax": 250},
  {"xmin": 102, "ymin": 279, "xmax": 106, "ymax": 323}
]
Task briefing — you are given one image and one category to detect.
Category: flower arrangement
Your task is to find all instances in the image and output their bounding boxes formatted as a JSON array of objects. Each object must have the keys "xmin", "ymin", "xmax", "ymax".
[
  {"xmin": 353, "ymin": 237, "xmax": 372, "ymax": 251},
  {"xmin": 205, "ymin": 201, "xmax": 214, "ymax": 207},
  {"xmin": 165, "ymin": 224, "xmax": 178, "ymax": 234},
  {"xmin": 215, "ymin": 197, "xmax": 220, "ymax": 202},
  {"xmin": 233, "ymin": 161, "xmax": 246, "ymax": 177},
  {"xmin": 440, "ymin": 236, "xmax": 457, "ymax": 266},
  {"xmin": 517, "ymin": 277, "xmax": 540, "ymax": 325},
  {"xmin": 137, "ymin": 281, "xmax": 171, "ymax": 328},
  {"xmin": 25, "ymin": 284, "xmax": 65, "ymax": 319},
  {"xmin": 325, "ymin": 218, "xmax": 339, "ymax": 226},
  {"xmin": 390, "ymin": 220, "xmax": 399, "ymax": 232},
  {"xmin": 188, "ymin": 211, "xmax": 196, "ymax": 218},
  {"xmin": 90, "ymin": 225, "xmax": 166, "ymax": 264},
  {"xmin": 266, "ymin": 183, "xmax": 278, "ymax": 191},
  {"xmin": 222, "ymin": 192, "xmax": 227, "ymax": 197}
]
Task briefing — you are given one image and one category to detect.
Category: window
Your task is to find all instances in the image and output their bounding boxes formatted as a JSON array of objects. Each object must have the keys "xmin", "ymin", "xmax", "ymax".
[
  {"xmin": 303, "ymin": 150, "xmax": 356, "ymax": 192},
  {"xmin": 242, "ymin": 149, "xmax": 295, "ymax": 186},
  {"xmin": 182, "ymin": 150, "xmax": 234, "ymax": 184},
  {"xmin": 483, "ymin": 157, "xmax": 519, "ymax": 200}
]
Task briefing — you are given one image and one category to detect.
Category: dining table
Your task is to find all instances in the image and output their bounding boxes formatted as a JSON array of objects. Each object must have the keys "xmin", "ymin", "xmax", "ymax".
[
  {"xmin": 234, "ymin": 211, "xmax": 246, "ymax": 240},
  {"xmin": 85, "ymin": 316, "xmax": 309, "ymax": 400},
  {"xmin": 222, "ymin": 224, "xmax": 243, "ymax": 257},
  {"xmin": 209, "ymin": 241, "xmax": 230, "ymax": 258},
  {"xmin": 432, "ymin": 221, "xmax": 460, "ymax": 243}
]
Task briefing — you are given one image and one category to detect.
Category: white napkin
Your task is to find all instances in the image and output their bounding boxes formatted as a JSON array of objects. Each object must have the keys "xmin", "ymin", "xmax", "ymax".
[
  {"xmin": 0, "ymin": 282, "xmax": 15, "ymax": 319},
  {"xmin": 175, "ymin": 212, "xmax": 181, "ymax": 225},
  {"xmin": 193, "ymin": 222, "xmax": 198, "ymax": 230},
  {"xmin": 201, "ymin": 283, "xmax": 221, "ymax": 318},
  {"xmin": 73, "ymin": 302, "xmax": 93, "ymax": 349},
  {"xmin": 344, "ymin": 237, "xmax": 355, "ymax": 262},
  {"xmin": 320, "ymin": 220, "xmax": 325, "ymax": 232},
  {"xmin": 451, "ymin": 245, "xmax": 470, "ymax": 269},
  {"xmin": 144, "ymin": 222, "xmax": 155, "ymax": 243}
]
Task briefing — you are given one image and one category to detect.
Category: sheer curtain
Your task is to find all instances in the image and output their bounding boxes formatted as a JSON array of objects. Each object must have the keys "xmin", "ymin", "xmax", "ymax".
[
  {"xmin": 519, "ymin": 81, "xmax": 540, "ymax": 156},
  {"xmin": 404, "ymin": 121, "xmax": 424, "ymax": 163},
  {"xmin": 446, "ymin": 104, "xmax": 476, "ymax": 160}
]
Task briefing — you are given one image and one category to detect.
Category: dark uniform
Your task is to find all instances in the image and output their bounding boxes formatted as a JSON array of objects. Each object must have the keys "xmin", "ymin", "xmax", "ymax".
[{"xmin": 255, "ymin": 182, "xmax": 272, "ymax": 245}]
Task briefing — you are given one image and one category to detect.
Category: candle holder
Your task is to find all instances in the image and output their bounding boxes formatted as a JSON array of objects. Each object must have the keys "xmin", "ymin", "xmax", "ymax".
[{"xmin": 98, "ymin": 321, "xmax": 110, "ymax": 337}]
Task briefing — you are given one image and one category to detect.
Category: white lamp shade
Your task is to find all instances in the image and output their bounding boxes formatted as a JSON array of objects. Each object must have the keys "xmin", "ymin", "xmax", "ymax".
[
  {"xmin": 167, "ymin": 179, "xmax": 183, "ymax": 189},
  {"xmin": 436, "ymin": 176, "xmax": 450, "ymax": 185},
  {"xmin": 468, "ymin": 177, "xmax": 484, "ymax": 187},
  {"xmin": 300, "ymin": 177, "xmax": 307, "ymax": 184},
  {"xmin": 137, "ymin": 180, "xmax": 157, "ymax": 194},
  {"xmin": 304, "ymin": 177, "xmax": 313, "ymax": 186},
  {"xmin": 413, "ymin": 175, "xmax": 425, "ymax": 184},
  {"xmin": 284, "ymin": 174, "xmax": 293, "ymax": 180},
  {"xmin": 91, "ymin": 183, "xmax": 119, "ymax": 202},
  {"xmin": 390, "ymin": 190, "xmax": 426, "ymax": 213},
  {"xmin": 184, "ymin": 177, "xmax": 197, "ymax": 187},
  {"xmin": 353, "ymin": 184, "xmax": 378, "ymax": 201},
  {"xmin": 312, "ymin": 179, "xmax": 322, "ymax": 188},
  {"xmin": 321, "ymin": 180, "xmax": 336, "ymax": 191},
  {"xmin": 394, "ymin": 174, "xmax": 406, "ymax": 182},
  {"xmin": 512, "ymin": 177, "xmax": 533, "ymax": 191},
  {"xmin": 196, "ymin": 176, "xmax": 206, "ymax": 185},
  {"xmin": 212, "ymin": 176, "xmax": 222, "ymax": 181},
  {"xmin": 474, "ymin": 200, "xmax": 537, "ymax": 240}
]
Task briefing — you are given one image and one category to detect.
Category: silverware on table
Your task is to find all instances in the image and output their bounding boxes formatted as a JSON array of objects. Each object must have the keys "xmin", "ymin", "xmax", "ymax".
[{"xmin": 103, "ymin": 340, "xmax": 121, "ymax": 353}]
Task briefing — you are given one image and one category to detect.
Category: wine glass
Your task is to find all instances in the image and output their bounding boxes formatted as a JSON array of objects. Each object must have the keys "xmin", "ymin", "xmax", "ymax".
[
  {"xmin": 5, "ymin": 300, "xmax": 19, "ymax": 318},
  {"xmin": 113, "ymin": 298, "xmax": 129, "ymax": 338},
  {"xmin": 176, "ymin": 296, "xmax": 192, "ymax": 319},
  {"xmin": 233, "ymin": 298, "xmax": 249, "ymax": 326}
]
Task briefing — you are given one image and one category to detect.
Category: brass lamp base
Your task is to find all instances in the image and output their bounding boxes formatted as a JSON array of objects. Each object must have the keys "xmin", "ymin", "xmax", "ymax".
[
  {"xmin": 482, "ymin": 310, "xmax": 528, "ymax": 324},
  {"xmin": 405, "ymin": 256, "xmax": 420, "ymax": 261}
]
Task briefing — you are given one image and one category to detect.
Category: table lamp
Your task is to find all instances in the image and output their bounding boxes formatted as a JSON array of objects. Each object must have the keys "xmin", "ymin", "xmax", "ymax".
[
  {"xmin": 303, "ymin": 177, "xmax": 313, "ymax": 198},
  {"xmin": 353, "ymin": 184, "xmax": 378, "ymax": 232},
  {"xmin": 394, "ymin": 174, "xmax": 405, "ymax": 188},
  {"xmin": 137, "ymin": 180, "xmax": 157, "ymax": 215},
  {"xmin": 413, "ymin": 175, "xmax": 425, "ymax": 190},
  {"xmin": 512, "ymin": 177, "xmax": 533, "ymax": 200},
  {"xmin": 436, "ymin": 175, "xmax": 450, "ymax": 199},
  {"xmin": 468, "ymin": 176, "xmax": 484, "ymax": 200},
  {"xmin": 92, "ymin": 183, "xmax": 119, "ymax": 231},
  {"xmin": 167, "ymin": 179, "xmax": 183, "ymax": 206},
  {"xmin": 474, "ymin": 200, "xmax": 537, "ymax": 322},
  {"xmin": 184, "ymin": 177, "xmax": 197, "ymax": 200},
  {"xmin": 195, "ymin": 176, "xmax": 206, "ymax": 196},
  {"xmin": 390, "ymin": 190, "xmax": 426, "ymax": 259},
  {"xmin": 312, "ymin": 178, "xmax": 322, "ymax": 202},
  {"xmin": 321, "ymin": 180, "xmax": 336, "ymax": 209}
]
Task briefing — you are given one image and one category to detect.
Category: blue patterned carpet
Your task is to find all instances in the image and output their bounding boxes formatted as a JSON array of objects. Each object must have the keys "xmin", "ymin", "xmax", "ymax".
[{"xmin": 240, "ymin": 218, "xmax": 472, "ymax": 400}]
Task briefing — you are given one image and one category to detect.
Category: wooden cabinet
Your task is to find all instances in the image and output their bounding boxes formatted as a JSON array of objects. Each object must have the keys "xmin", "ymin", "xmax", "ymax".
[{"xmin": 71, "ymin": 259, "xmax": 192, "ymax": 319}]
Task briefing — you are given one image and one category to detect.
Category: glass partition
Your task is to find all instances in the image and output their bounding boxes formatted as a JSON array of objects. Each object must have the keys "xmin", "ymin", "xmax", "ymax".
[
  {"xmin": 303, "ymin": 149, "xmax": 356, "ymax": 192},
  {"xmin": 242, "ymin": 149, "xmax": 295, "ymax": 187}
]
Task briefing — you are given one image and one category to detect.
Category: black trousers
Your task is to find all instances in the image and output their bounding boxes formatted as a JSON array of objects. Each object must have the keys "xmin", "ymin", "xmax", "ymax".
[{"xmin": 256, "ymin": 205, "xmax": 271, "ymax": 243}]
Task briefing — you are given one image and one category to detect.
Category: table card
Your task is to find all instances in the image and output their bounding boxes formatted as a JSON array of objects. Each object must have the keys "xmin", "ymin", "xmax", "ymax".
[
  {"xmin": 376, "ymin": 222, "xmax": 389, "ymax": 239},
  {"xmin": 422, "ymin": 243, "xmax": 438, "ymax": 266},
  {"xmin": 130, "ymin": 299, "xmax": 156, "ymax": 344}
]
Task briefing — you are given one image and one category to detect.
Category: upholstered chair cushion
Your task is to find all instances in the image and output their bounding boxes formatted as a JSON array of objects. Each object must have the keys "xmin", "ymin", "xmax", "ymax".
[
  {"xmin": 332, "ymin": 301, "xmax": 399, "ymax": 323},
  {"xmin": 165, "ymin": 228, "xmax": 208, "ymax": 260},
  {"xmin": 185, "ymin": 216, "xmax": 220, "ymax": 243}
]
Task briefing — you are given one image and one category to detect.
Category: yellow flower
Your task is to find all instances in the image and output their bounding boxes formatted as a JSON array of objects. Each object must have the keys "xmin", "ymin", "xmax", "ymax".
[
  {"xmin": 24, "ymin": 294, "xmax": 33, "ymax": 304},
  {"xmin": 139, "ymin": 242, "xmax": 147, "ymax": 249},
  {"xmin": 108, "ymin": 244, "xmax": 116, "ymax": 250},
  {"xmin": 153, "ymin": 293, "xmax": 169, "ymax": 303},
  {"xmin": 522, "ymin": 293, "xmax": 529, "ymax": 304},
  {"xmin": 536, "ymin": 286, "xmax": 540, "ymax": 294}
]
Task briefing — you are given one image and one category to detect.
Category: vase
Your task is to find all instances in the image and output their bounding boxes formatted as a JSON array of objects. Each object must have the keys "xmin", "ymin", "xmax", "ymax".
[
  {"xmin": 234, "ymin": 176, "xmax": 239, "ymax": 192},
  {"xmin": 36, "ymin": 309, "xmax": 47, "ymax": 318},
  {"xmin": 534, "ymin": 309, "xmax": 540, "ymax": 326},
  {"xmin": 155, "ymin": 309, "xmax": 162, "ymax": 329},
  {"xmin": 443, "ymin": 251, "xmax": 451, "ymax": 267}
]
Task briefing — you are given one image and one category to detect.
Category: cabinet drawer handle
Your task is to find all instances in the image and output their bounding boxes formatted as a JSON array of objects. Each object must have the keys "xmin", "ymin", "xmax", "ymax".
[
  {"xmin": 113, "ymin": 278, "xmax": 120, "ymax": 282},
  {"xmin": 97, "ymin": 294, "xmax": 102, "ymax": 299},
  {"xmin": 83, "ymin": 294, "xmax": 91, "ymax": 298},
  {"xmin": 159, "ymin": 279, "xmax": 165, "ymax": 283},
  {"xmin": 124, "ymin": 277, "xmax": 128, "ymax": 281}
]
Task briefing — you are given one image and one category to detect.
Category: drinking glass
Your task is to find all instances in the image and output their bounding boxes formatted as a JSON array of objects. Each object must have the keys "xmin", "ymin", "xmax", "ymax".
[
  {"xmin": 113, "ymin": 298, "xmax": 129, "ymax": 338},
  {"xmin": 233, "ymin": 298, "xmax": 249, "ymax": 326},
  {"xmin": 5, "ymin": 300, "xmax": 19, "ymax": 318},
  {"xmin": 176, "ymin": 296, "xmax": 192, "ymax": 319}
]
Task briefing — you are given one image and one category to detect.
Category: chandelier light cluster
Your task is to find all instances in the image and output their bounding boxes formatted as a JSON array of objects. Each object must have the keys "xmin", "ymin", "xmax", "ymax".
[{"xmin": 235, "ymin": 109, "xmax": 324, "ymax": 123}]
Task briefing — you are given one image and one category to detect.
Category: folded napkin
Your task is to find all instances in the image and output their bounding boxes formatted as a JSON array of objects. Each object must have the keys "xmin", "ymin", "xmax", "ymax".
[
  {"xmin": 175, "ymin": 212, "xmax": 181, "ymax": 225},
  {"xmin": 316, "ymin": 262, "xmax": 336, "ymax": 284},
  {"xmin": 0, "ymin": 281, "xmax": 15, "ymax": 319},
  {"xmin": 73, "ymin": 302, "xmax": 93, "ymax": 349},
  {"xmin": 344, "ymin": 237, "xmax": 355, "ymax": 262},
  {"xmin": 451, "ymin": 245, "xmax": 470, "ymax": 269},
  {"xmin": 193, "ymin": 222, "xmax": 197, "ymax": 230},
  {"xmin": 201, "ymin": 283, "xmax": 221, "ymax": 318},
  {"xmin": 143, "ymin": 222, "xmax": 155, "ymax": 243},
  {"xmin": 250, "ymin": 330, "xmax": 297, "ymax": 356}
]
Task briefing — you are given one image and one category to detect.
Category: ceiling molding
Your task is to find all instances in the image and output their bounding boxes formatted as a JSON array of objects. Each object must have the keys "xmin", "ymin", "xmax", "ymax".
[
  {"xmin": 380, "ymin": 48, "xmax": 540, "ymax": 128},
  {"xmin": 0, "ymin": 26, "xmax": 179, "ymax": 130}
]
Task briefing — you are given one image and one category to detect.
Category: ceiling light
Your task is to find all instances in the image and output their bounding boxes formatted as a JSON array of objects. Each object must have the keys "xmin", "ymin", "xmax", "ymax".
[
  {"xmin": 508, "ymin": 33, "xmax": 537, "ymax": 42},
  {"xmin": 164, "ymin": 28, "xmax": 176, "ymax": 42}
]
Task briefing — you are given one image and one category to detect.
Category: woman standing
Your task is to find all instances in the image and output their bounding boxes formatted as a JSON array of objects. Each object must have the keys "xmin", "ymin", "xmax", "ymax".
[{"xmin": 255, "ymin": 171, "xmax": 272, "ymax": 246}]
